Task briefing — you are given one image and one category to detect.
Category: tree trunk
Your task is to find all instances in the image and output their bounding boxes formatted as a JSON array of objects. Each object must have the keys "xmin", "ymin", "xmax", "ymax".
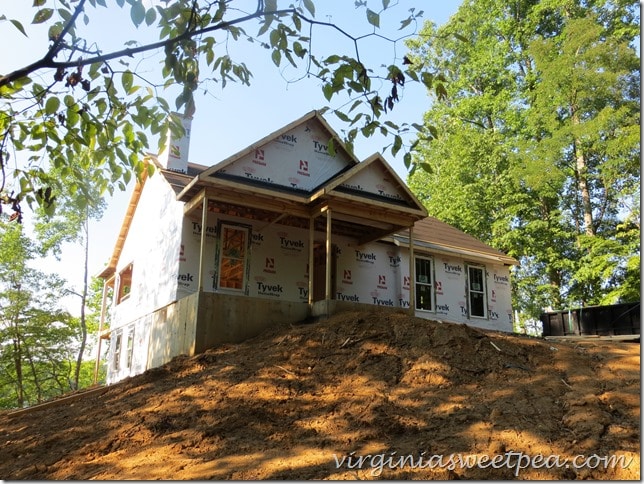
[
  {"xmin": 12, "ymin": 336, "xmax": 24, "ymax": 408},
  {"xmin": 73, "ymin": 216, "xmax": 89, "ymax": 390},
  {"xmin": 571, "ymin": 109, "xmax": 595, "ymax": 236},
  {"xmin": 25, "ymin": 349, "xmax": 43, "ymax": 404}
]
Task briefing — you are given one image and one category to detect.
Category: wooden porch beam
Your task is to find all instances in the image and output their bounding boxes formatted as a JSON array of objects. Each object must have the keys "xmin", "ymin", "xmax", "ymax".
[
  {"xmin": 203, "ymin": 187, "xmax": 311, "ymax": 219},
  {"xmin": 183, "ymin": 188, "xmax": 206, "ymax": 216}
]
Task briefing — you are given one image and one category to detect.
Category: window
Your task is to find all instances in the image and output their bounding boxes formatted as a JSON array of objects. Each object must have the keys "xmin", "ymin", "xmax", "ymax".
[
  {"xmin": 117, "ymin": 263, "xmax": 133, "ymax": 304},
  {"xmin": 467, "ymin": 265, "xmax": 488, "ymax": 318},
  {"xmin": 217, "ymin": 225, "xmax": 249, "ymax": 290},
  {"xmin": 126, "ymin": 329, "xmax": 135, "ymax": 369},
  {"xmin": 415, "ymin": 256, "xmax": 433, "ymax": 311},
  {"xmin": 113, "ymin": 333, "xmax": 122, "ymax": 371}
]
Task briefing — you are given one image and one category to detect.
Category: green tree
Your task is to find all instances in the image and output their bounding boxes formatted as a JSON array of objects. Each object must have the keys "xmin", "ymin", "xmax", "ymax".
[
  {"xmin": 406, "ymin": 0, "xmax": 639, "ymax": 317},
  {"xmin": 525, "ymin": 11, "xmax": 640, "ymax": 305},
  {"xmin": 0, "ymin": 220, "xmax": 78, "ymax": 408},
  {"xmin": 0, "ymin": 0, "xmax": 440, "ymax": 221},
  {"xmin": 34, "ymin": 149, "xmax": 106, "ymax": 390}
]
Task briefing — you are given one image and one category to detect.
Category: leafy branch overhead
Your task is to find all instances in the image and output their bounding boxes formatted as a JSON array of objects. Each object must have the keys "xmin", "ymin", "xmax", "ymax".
[{"xmin": 0, "ymin": 0, "xmax": 443, "ymax": 220}]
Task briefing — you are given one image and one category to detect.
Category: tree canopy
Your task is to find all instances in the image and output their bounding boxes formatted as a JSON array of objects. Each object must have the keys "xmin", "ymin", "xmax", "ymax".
[
  {"xmin": 406, "ymin": 0, "xmax": 640, "ymax": 319},
  {"xmin": 0, "ymin": 0, "xmax": 442, "ymax": 222}
]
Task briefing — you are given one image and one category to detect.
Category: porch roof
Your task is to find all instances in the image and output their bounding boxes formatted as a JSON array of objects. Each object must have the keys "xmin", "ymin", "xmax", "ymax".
[{"xmin": 389, "ymin": 217, "xmax": 519, "ymax": 266}]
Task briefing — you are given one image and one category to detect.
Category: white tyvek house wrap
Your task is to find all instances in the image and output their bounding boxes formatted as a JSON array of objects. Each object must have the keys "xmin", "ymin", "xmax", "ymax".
[
  {"xmin": 247, "ymin": 223, "xmax": 310, "ymax": 301},
  {"xmin": 339, "ymin": 160, "xmax": 410, "ymax": 204},
  {"xmin": 216, "ymin": 118, "xmax": 354, "ymax": 192},
  {"xmin": 334, "ymin": 238, "xmax": 401, "ymax": 307},
  {"xmin": 112, "ymin": 173, "xmax": 183, "ymax": 328},
  {"xmin": 177, "ymin": 215, "xmax": 218, "ymax": 298},
  {"xmin": 488, "ymin": 266, "xmax": 514, "ymax": 329},
  {"xmin": 158, "ymin": 114, "xmax": 192, "ymax": 174},
  {"xmin": 174, "ymin": 211, "xmax": 514, "ymax": 332}
]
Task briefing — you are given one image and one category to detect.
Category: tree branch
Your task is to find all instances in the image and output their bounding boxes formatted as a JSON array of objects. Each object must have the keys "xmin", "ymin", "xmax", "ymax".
[
  {"xmin": 45, "ymin": 0, "xmax": 89, "ymax": 63},
  {"xmin": 0, "ymin": 8, "xmax": 298, "ymax": 88}
]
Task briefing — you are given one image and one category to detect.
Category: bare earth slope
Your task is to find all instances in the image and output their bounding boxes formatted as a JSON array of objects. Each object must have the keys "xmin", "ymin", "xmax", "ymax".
[{"xmin": 0, "ymin": 311, "xmax": 640, "ymax": 479}]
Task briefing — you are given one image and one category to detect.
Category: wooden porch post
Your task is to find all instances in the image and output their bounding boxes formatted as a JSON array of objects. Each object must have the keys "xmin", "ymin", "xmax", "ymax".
[
  {"xmin": 308, "ymin": 216, "xmax": 314, "ymax": 308},
  {"xmin": 408, "ymin": 225, "xmax": 415, "ymax": 316},
  {"xmin": 325, "ymin": 208, "xmax": 332, "ymax": 316},
  {"xmin": 198, "ymin": 194, "xmax": 208, "ymax": 292}
]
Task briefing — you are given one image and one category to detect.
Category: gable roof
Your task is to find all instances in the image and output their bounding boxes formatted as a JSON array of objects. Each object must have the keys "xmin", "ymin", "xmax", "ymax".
[
  {"xmin": 315, "ymin": 152, "xmax": 427, "ymax": 215},
  {"xmin": 390, "ymin": 217, "xmax": 519, "ymax": 266},
  {"xmin": 178, "ymin": 110, "xmax": 359, "ymax": 202}
]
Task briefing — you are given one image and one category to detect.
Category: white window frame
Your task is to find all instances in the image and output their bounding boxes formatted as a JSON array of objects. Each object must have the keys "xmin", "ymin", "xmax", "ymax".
[
  {"xmin": 126, "ymin": 328, "xmax": 135, "ymax": 370},
  {"xmin": 414, "ymin": 255, "xmax": 434, "ymax": 312},
  {"xmin": 216, "ymin": 223, "xmax": 250, "ymax": 292},
  {"xmin": 113, "ymin": 332, "xmax": 123, "ymax": 371},
  {"xmin": 466, "ymin": 264, "xmax": 488, "ymax": 319},
  {"xmin": 116, "ymin": 262, "xmax": 133, "ymax": 305}
]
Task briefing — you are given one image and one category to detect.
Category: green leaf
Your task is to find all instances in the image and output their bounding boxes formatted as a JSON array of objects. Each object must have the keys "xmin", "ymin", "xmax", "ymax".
[
  {"xmin": 421, "ymin": 72, "xmax": 433, "ymax": 90},
  {"xmin": 391, "ymin": 134, "xmax": 402, "ymax": 157},
  {"xmin": 403, "ymin": 152, "xmax": 412, "ymax": 169},
  {"xmin": 366, "ymin": 9, "xmax": 380, "ymax": 28},
  {"xmin": 33, "ymin": 0, "xmax": 47, "ymax": 6},
  {"xmin": 453, "ymin": 32, "xmax": 469, "ymax": 43},
  {"xmin": 293, "ymin": 41, "xmax": 306, "ymax": 58},
  {"xmin": 144, "ymin": 7, "xmax": 156, "ymax": 26},
  {"xmin": 327, "ymin": 137, "xmax": 336, "ymax": 157},
  {"xmin": 257, "ymin": 16, "xmax": 273, "ymax": 37},
  {"xmin": 10, "ymin": 19, "xmax": 28, "ymax": 37},
  {"xmin": 334, "ymin": 110, "xmax": 350, "ymax": 123},
  {"xmin": 303, "ymin": 0, "xmax": 315, "ymax": 17},
  {"xmin": 122, "ymin": 70, "xmax": 134, "ymax": 93},
  {"xmin": 269, "ymin": 28, "xmax": 280, "ymax": 48},
  {"xmin": 322, "ymin": 83, "xmax": 333, "ymax": 101},
  {"xmin": 271, "ymin": 49, "xmax": 281, "ymax": 67},
  {"xmin": 32, "ymin": 8, "xmax": 53, "ymax": 24},
  {"xmin": 44, "ymin": 96, "xmax": 60, "ymax": 115},
  {"xmin": 130, "ymin": 1, "xmax": 145, "ymax": 27},
  {"xmin": 399, "ymin": 17, "xmax": 412, "ymax": 30}
]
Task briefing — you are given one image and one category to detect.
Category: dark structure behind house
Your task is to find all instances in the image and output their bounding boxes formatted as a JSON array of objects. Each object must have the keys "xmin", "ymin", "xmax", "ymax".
[{"xmin": 540, "ymin": 302, "xmax": 640, "ymax": 337}]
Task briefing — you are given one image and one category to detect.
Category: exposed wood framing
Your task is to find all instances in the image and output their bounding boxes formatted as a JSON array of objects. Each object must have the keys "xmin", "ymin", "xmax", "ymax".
[
  {"xmin": 198, "ymin": 194, "xmax": 209, "ymax": 292},
  {"xmin": 408, "ymin": 226, "xmax": 415, "ymax": 315},
  {"xmin": 325, "ymin": 208, "xmax": 332, "ymax": 314},
  {"xmin": 257, "ymin": 213, "xmax": 287, "ymax": 233},
  {"xmin": 183, "ymin": 188, "xmax": 206, "ymax": 217},
  {"xmin": 324, "ymin": 198, "xmax": 420, "ymax": 227},
  {"xmin": 203, "ymin": 187, "xmax": 311, "ymax": 219},
  {"xmin": 358, "ymin": 226, "xmax": 405, "ymax": 247},
  {"xmin": 308, "ymin": 217, "xmax": 315, "ymax": 307},
  {"xmin": 326, "ymin": 190, "xmax": 427, "ymax": 217},
  {"xmin": 202, "ymin": 177, "xmax": 307, "ymax": 204}
]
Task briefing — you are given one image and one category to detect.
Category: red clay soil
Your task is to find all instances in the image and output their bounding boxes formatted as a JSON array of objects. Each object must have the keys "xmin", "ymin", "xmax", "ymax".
[{"xmin": 0, "ymin": 311, "xmax": 640, "ymax": 480}]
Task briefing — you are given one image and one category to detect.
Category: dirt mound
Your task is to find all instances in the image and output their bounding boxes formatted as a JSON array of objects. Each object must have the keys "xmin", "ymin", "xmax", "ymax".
[{"xmin": 0, "ymin": 311, "xmax": 640, "ymax": 479}]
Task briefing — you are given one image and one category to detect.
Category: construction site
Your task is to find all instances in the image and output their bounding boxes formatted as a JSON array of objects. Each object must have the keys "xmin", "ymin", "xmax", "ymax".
[{"xmin": 0, "ymin": 311, "xmax": 639, "ymax": 479}]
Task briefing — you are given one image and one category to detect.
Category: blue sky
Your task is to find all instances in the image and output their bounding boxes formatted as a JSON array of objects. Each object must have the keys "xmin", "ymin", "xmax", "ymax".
[{"xmin": 1, "ymin": 1, "xmax": 463, "ymax": 313}]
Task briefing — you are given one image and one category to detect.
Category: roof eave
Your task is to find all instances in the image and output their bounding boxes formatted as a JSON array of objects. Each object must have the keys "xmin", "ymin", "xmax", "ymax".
[{"xmin": 389, "ymin": 234, "xmax": 519, "ymax": 266}]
